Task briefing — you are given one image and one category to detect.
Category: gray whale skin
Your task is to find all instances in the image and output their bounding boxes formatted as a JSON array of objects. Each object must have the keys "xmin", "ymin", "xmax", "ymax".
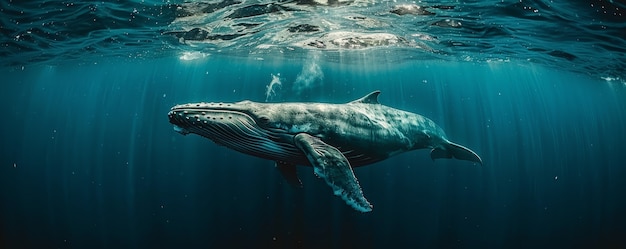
[{"xmin": 168, "ymin": 90, "xmax": 482, "ymax": 212}]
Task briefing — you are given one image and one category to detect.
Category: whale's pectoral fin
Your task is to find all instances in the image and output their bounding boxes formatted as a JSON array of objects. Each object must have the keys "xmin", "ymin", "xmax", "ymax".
[
  {"xmin": 293, "ymin": 133, "xmax": 373, "ymax": 212},
  {"xmin": 431, "ymin": 141, "xmax": 483, "ymax": 165},
  {"xmin": 275, "ymin": 161, "xmax": 302, "ymax": 188}
]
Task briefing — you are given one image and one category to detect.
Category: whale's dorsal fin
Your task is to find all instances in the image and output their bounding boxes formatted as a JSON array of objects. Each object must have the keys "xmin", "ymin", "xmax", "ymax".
[{"xmin": 350, "ymin": 90, "xmax": 381, "ymax": 105}]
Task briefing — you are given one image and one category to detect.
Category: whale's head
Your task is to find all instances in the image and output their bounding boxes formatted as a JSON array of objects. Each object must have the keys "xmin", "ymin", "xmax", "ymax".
[
  {"xmin": 169, "ymin": 101, "xmax": 252, "ymax": 134},
  {"xmin": 167, "ymin": 101, "xmax": 302, "ymax": 161}
]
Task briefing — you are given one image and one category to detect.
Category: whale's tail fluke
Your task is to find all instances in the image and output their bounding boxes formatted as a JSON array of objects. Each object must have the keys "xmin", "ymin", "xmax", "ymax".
[{"xmin": 430, "ymin": 141, "xmax": 483, "ymax": 165}]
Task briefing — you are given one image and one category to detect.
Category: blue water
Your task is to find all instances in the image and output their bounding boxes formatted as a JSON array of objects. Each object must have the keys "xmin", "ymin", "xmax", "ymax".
[
  {"xmin": 2, "ymin": 0, "xmax": 625, "ymax": 79},
  {"xmin": 2, "ymin": 0, "xmax": 626, "ymax": 248},
  {"xmin": 2, "ymin": 57, "xmax": 625, "ymax": 248}
]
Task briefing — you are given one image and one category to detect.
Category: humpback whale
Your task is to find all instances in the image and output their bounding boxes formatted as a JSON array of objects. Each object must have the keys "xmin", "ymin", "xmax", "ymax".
[{"xmin": 168, "ymin": 90, "xmax": 482, "ymax": 212}]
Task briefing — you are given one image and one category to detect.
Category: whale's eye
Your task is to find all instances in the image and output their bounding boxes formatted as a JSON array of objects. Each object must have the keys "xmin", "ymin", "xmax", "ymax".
[{"xmin": 258, "ymin": 116, "xmax": 270, "ymax": 124}]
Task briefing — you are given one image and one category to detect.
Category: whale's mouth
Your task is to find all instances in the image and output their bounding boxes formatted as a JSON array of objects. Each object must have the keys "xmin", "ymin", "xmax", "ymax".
[
  {"xmin": 172, "ymin": 125, "xmax": 189, "ymax": 135},
  {"xmin": 167, "ymin": 103, "xmax": 304, "ymax": 161}
]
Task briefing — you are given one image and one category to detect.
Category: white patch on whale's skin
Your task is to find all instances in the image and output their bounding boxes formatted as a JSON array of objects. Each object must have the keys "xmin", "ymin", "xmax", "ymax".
[{"xmin": 288, "ymin": 123, "xmax": 313, "ymax": 133}]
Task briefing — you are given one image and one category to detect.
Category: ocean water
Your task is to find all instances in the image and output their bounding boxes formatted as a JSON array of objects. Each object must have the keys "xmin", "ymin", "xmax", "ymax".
[{"xmin": 1, "ymin": 0, "xmax": 626, "ymax": 249}]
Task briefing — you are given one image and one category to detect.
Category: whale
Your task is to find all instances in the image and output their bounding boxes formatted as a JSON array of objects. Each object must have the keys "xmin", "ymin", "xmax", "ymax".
[{"xmin": 168, "ymin": 90, "xmax": 482, "ymax": 212}]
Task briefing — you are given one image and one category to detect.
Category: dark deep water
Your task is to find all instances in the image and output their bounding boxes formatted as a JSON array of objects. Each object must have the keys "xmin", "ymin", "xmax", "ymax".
[
  {"xmin": 2, "ymin": 0, "xmax": 626, "ymax": 248},
  {"xmin": 1, "ymin": 57, "xmax": 626, "ymax": 248}
]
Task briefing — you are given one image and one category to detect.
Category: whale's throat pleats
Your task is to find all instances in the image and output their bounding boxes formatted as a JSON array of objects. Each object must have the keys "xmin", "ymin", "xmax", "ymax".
[{"xmin": 180, "ymin": 110, "xmax": 305, "ymax": 163}]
